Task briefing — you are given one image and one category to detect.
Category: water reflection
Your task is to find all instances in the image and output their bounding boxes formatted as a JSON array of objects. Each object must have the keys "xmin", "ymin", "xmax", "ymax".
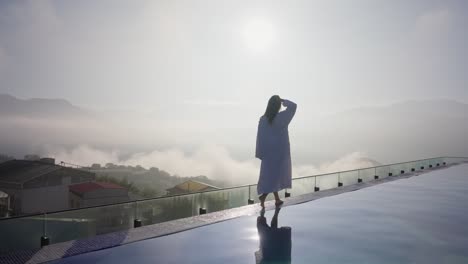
[{"xmin": 255, "ymin": 207, "xmax": 292, "ymax": 264}]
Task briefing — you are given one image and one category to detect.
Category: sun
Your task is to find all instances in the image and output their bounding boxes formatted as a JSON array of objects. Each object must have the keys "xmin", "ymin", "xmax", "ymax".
[{"xmin": 242, "ymin": 18, "xmax": 276, "ymax": 52}]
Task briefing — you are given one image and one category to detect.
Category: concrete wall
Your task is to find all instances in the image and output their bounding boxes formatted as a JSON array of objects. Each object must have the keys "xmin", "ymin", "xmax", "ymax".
[
  {"xmin": 21, "ymin": 185, "xmax": 69, "ymax": 214},
  {"xmin": 82, "ymin": 189, "xmax": 130, "ymax": 207},
  {"xmin": 69, "ymin": 192, "xmax": 81, "ymax": 208}
]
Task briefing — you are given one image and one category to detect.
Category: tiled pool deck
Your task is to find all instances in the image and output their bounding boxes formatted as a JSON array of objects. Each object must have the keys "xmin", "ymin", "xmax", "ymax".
[{"xmin": 2, "ymin": 163, "xmax": 467, "ymax": 263}]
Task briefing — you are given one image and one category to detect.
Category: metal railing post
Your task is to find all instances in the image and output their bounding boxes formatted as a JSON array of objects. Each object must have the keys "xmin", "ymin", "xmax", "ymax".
[
  {"xmin": 248, "ymin": 185, "xmax": 254, "ymax": 204},
  {"xmin": 134, "ymin": 201, "xmax": 142, "ymax": 228},
  {"xmin": 40, "ymin": 213, "xmax": 49, "ymax": 247}
]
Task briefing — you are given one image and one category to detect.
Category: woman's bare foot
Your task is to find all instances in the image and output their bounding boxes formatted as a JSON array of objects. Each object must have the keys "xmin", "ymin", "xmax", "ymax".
[{"xmin": 275, "ymin": 200, "xmax": 284, "ymax": 207}]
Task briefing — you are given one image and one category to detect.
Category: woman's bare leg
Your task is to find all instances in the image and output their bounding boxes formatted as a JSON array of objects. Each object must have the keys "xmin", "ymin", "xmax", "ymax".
[
  {"xmin": 259, "ymin": 193, "xmax": 268, "ymax": 208},
  {"xmin": 273, "ymin": 192, "xmax": 283, "ymax": 206}
]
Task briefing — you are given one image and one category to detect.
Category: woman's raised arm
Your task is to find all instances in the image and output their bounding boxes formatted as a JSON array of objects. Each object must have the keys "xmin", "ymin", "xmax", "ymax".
[{"xmin": 275, "ymin": 99, "xmax": 297, "ymax": 127}]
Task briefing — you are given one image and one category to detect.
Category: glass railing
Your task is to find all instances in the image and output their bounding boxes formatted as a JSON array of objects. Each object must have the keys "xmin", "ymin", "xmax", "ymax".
[{"xmin": 0, "ymin": 156, "xmax": 466, "ymax": 252}]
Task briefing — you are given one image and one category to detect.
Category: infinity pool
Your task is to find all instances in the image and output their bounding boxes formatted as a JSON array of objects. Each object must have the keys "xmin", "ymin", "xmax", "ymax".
[{"xmin": 53, "ymin": 164, "xmax": 468, "ymax": 264}]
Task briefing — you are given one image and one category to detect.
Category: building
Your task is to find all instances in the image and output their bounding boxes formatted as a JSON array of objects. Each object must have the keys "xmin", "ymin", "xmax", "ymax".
[
  {"xmin": 166, "ymin": 180, "xmax": 220, "ymax": 196},
  {"xmin": 0, "ymin": 190, "xmax": 9, "ymax": 217},
  {"xmin": 24, "ymin": 154, "xmax": 40, "ymax": 161},
  {"xmin": 0, "ymin": 158, "xmax": 95, "ymax": 216},
  {"xmin": 69, "ymin": 181, "xmax": 130, "ymax": 208}
]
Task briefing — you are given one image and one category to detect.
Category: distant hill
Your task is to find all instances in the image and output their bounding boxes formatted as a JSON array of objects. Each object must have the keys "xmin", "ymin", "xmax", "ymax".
[
  {"xmin": 331, "ymin": 99, "xmax": 468, "ymax": 120},
  {"xmin": 89, "ymin": 165, "xmax": 226, "ymax": 198},
  {"xmin": 0, "ymin": 93, "xmax": 91, "ymax": 118},
  {"xmin": 1, "ymin": 93, "xmax": 466, "ymax": 181}
]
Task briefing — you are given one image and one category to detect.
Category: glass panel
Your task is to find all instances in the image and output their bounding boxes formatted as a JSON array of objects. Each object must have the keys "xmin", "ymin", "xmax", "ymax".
[
  {"xmin": 410, "ymin": 161, "xmax": 419, "ymax": 172},
  {"xmin": 262, "ymin": 188, "xmax": 286, "ymax": 202},
  {"xmin": 358, "ymin": 168, "xmax": 375, "ymax": 182},
  {"xmin": 446, "ymin": 157, "xmax": 458, "ymax": 165},
  {"xmin": 376, "ymin": 166, "xmax": 390, "ymax": 179},
  {"xmin": 192, "ymin": 186, "xmax": 249, "ymax": 214},
  {"xmin": 249, "ymin": 184, "xmax": 276, "ymax": 203},
  {"xmin": 194, "ymin": 191, "xmax": 226, "ymax": 213},
  {"xmin": 402, "ymin": 162, "xmax": 410, "ymax": 174},
  {"xmin": 47, "ymin": 202, "xmax": 135, "ymax": 244},
  {"xmin": 340, "ymin": 170, "xmax": 359, "ymax": 186},
  {"xmin": 417, "ymin": 160, "xmax": 426, "ymax": 170},
  {"xmin": 419, "ymin": 160, "xmax": 429, "ymax": 170},
  {"xmin": 426, "ymin": 159, "xmax": 434, "ymax": 168},
  {"xmin": 426, "ymin": 159, "xmax": 433, "ymax": 169},
  {"xmin": 249, "ymin": 184, "xmax": 259, "ymax": 203},
  {"xmin": 317, "ymin": 173, "xmax": 339, "ymax": 190},
  {"xmin": 443, "ymin": 157, "xmax": 451, "ymax": 165},
  {"xmin": 430, "ymin": 158, "xmax": 438, "ymax": 168},
  {"xmin": 136, "ymin": 195, "xmax": 193, "ymax": 226},
  {"xmin": 249, "ymin": 184, "xmax": 287, "ymax": 203},
  {"xmin": 436, "ymin": 157, "xmax": 445, "ymax": 167},
  {"xmin": 0, "ymin": 214, "xmax": 44, "ymax": 251},
  {"xmin": 388, "ymin": 164, "xmax": 402, "ymax": 176},
  {"xmin": 408, "ymin": 161, "xmax": 419, "ymax": 172},
  {"xmin": 439, "ymin": 157, "xmax": 447, "ymax": 166},
  {"xmin": 291, "ymin": 176, "xmax": 316, "ymax": 196}
]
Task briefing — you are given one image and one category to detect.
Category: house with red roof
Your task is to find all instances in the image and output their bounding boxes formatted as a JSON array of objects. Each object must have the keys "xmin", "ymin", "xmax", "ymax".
[
  {"xmin": 0, "ymin": 158, "xmax": 95, "ymax": 216},
  {"xmin": 69, "ymin": 181, "xmax": 130, "ymax": 208}
]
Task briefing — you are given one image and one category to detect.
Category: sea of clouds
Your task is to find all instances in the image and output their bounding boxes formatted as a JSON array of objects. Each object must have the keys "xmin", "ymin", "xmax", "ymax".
[{"xmin": 43, "ymin": 144, "xmax": 379, "ymax": 186}]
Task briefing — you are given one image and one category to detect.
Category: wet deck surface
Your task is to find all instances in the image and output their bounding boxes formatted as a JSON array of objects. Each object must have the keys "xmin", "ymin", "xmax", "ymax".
[{"xmin": 48, "ymin": 164, "xmax": 468, "ymax": 264}]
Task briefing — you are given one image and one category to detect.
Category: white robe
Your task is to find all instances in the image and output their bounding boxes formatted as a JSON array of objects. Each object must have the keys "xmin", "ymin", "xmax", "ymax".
[{"xmin": 256, "ymin": 100, "xmax": 297, "ymax": 195}]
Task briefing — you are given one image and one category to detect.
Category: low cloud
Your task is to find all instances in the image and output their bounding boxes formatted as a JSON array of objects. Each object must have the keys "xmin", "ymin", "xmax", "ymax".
[
  {"xmin": 43, "ymin": 144, "xmax": 380, "ymax": 186},
  {"xmin": 43, "ymin": 144, "xmax": 121, "ymax": 167},
  {"xmin": 295, "ymin": 152, "xmax": 380, "ymax": 177}
]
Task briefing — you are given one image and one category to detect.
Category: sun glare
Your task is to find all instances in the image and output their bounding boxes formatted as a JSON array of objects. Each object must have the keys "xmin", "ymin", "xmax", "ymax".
[{"xmin": 242, "ymin": 18, "xmax": 276, "ymax": 52}]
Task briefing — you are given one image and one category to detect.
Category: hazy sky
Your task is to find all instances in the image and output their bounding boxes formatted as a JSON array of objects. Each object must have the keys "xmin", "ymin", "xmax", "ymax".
[
  {"xmin": 0, "ymin": 1, "xmax": 467, "ymax": 182},
  {"xmin": 1, "ymin": 0, "xmax": 467, "ymax": 113}
]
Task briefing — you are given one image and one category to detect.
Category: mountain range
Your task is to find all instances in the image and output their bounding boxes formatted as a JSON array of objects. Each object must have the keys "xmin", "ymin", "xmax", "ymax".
[
  {"xmin": 0, "ymin": 93, "xmax": 467, "ymax": 168},
  {"xmin": 0, "ymin": 93, "xmax": 92, "ymax": 118}
]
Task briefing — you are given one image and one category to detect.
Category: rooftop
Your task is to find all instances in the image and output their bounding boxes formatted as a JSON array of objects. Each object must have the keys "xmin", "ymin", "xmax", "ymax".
[
  {"xmin": 0, "ymin": 160, "xmax": 60, "ymax": 184},
  {"xmin": 69, "ymin": 182, "xmax": 125, "ymax": 195},
  {"xmin": 166, "ymin": 179, "xmax": 220, "ymax": 193}
]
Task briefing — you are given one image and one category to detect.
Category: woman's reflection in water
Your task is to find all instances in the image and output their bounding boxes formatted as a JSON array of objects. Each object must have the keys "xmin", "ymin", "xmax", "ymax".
[{"xmin": 255, "ymin": 207, "xmax": 292, "ymax": 264}]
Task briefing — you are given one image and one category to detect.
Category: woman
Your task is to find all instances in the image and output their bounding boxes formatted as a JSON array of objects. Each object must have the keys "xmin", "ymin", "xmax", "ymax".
[{"xmin": 256, "ymin": 95, "xmax": 297, "ymax": 207}]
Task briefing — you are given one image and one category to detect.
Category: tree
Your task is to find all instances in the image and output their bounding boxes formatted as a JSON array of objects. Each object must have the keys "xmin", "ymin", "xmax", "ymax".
[
  {"xmin": 105, "ymin": 163, "xmax": 117, "ymax": 169},
  {"xmin": 141, "ymin": 187, "xmax": 158, "ymax": 198}
]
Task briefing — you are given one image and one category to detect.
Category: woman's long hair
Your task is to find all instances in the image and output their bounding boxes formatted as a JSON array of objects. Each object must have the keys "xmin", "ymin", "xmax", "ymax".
[{"xmin": 264, "ymin": 95, "xmax": 281, "ymax": 124}]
